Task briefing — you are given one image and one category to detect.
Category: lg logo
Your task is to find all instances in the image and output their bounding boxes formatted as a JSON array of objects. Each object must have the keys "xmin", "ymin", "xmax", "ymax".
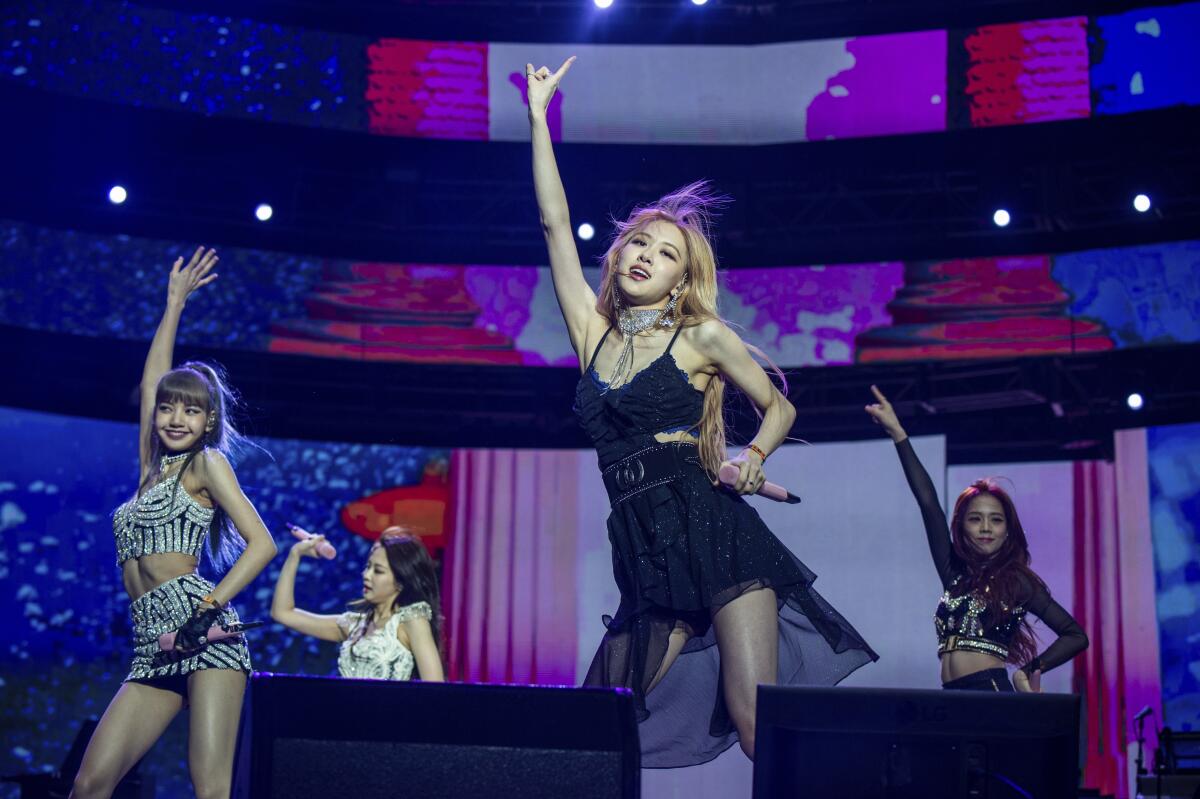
[{"xmin": 896, "ymin": 700, "xmax": 949, "ymax": 727}]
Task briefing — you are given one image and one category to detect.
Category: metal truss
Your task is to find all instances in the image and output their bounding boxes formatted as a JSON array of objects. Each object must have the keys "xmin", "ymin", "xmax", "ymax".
[{"xmin": 6, "ymin": 323, "xmax": 1199, "ymax": 464}]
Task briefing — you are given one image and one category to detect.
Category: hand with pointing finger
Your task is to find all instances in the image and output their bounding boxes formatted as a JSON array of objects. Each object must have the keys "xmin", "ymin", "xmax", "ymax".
[
  {"xmin": 525, "ymin": 57, "xmax": 575, "ymax": 120},
  {"xmin": 864, "ymin": 384, "xmax": 908, "ymax": 443}
]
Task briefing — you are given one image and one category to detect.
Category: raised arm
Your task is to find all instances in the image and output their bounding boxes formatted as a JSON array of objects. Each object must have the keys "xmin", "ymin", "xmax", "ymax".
[
  {"xmin": 526, "ymin": 56, "xmax": 599, "ymax": 359},
  {"xmin": 191, "ymin": 449, "xmax": 277, "ymax": 606},
  {"xmin": 865, "ymin": 385, "xmax": 958, "ymax": 588},
  {"xmin": 270, "ymin": 532, "xmax": 345, "ymax": 643},
  {"xmin": 139, "ymin": 247, "xmax": 218, "ymax": 477},
  {"xmin": 690, "ymin": 319, "xmax": 796, "ymax": 493}
]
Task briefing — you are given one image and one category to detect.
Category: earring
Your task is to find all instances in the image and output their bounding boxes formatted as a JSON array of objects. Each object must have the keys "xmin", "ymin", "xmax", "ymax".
[{"xmin": 659, "ymin": 287, "xmax": 680, "ymax": 328}]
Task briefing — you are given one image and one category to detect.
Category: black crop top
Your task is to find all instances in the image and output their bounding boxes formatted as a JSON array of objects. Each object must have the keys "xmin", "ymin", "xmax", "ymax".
[
  {"xmin": 573, "ymin": 326, "xmax": 704, "ymax": 469},
  {"xmin": 896, "ymin": 438, "xmax": 1088, "ymax": 674}
]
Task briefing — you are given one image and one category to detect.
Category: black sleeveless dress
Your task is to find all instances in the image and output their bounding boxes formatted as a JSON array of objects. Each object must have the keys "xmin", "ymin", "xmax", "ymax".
[{"xmin": 574, "ymin": 326, "xmax": 878, "ymax": 768}]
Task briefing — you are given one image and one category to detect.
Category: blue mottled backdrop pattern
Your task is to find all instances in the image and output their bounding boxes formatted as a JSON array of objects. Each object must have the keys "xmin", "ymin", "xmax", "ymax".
[
  {"xmin": 0, "ymin": 220, "xmax": 324, "ymax": 349},
  {"xmin": 0, "ymin": 0, "xmax": 365, "ymax": 128},
  {"xmin": 1148, "ymin": 422, "xmax": 1200, "ymax": 732}
]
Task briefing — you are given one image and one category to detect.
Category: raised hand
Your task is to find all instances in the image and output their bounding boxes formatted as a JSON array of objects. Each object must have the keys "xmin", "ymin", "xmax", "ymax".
[
  {"xmin": 865, "ymin": 384, "xmax": 907, "ymax": 442},
  {"xmin": 287, "ymin": 523, "xmax": 337, "ymax": 559},
  {"xmin": 290, "ymin": 532, "xmax": 328, "ymax": 559},
  {"xmin": 166, "ymin": 246, "xmax": 219, "ymax": 309},
  {"xmin": 525, "ymin": 57, "xmax": 575, "ymax": 119}
]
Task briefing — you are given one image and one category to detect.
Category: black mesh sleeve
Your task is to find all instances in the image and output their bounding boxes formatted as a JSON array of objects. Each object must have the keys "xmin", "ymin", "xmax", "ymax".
[
  {"xmin": 1021, "ymin": 584, "xmax": 1089, "ymax": 674},
  {"xmin": 895, "ymin": 438, "xmax": 959, "ymax": 589}
]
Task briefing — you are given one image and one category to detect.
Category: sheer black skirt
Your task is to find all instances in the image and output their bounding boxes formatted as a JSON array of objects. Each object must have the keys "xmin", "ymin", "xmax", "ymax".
[{"xmin": 583, "ymin": 443, "xmax": 878, "ymax": 768}]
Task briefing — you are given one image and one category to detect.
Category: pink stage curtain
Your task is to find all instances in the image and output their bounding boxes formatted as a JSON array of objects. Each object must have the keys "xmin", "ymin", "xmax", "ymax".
[
  {"xmin": 1073, "ymin": 430, "xmax": 1163, "ymax": 799},
  {"xmin": 442, "ymin": 448, "xmax": 582, "ymax": 685}
]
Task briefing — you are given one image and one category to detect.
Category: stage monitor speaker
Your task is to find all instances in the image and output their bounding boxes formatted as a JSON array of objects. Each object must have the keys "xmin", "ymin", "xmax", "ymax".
[
  {"xmin": 753, "ymin": 685, "xmax": 1080, "ymax": 799},
  {"xmin": 232, "ymin": 673, "xmax": 640, "ymax": 799},
  {"xmin": 1135, "ymin": 774, "xmax": 1200, "ymax": 799}
]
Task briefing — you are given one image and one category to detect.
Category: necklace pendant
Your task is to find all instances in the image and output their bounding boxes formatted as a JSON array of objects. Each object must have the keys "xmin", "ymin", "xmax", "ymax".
[{"xmin": 159, "ymin": 451, "xmax": 192, "ymax": 471}]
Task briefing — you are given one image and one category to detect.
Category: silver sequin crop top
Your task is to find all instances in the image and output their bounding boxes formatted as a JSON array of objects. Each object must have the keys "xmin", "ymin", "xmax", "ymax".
[{"xmin": 113, "ymin": 473, "xmax": 214, "ymax": 565}]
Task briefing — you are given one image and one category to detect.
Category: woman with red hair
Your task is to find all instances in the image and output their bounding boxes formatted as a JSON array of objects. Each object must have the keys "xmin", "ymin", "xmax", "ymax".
[{"xmin": 866, "ymin": 386, "xmax": 1088, "ymax": 691}]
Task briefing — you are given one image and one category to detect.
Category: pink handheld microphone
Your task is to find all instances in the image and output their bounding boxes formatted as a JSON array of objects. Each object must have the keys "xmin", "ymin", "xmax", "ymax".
[
  {"xmin": 718, "ymin": 464, "xmax": 801, "ymax": 504},
  {"xmin": 158, "ymin": 621, "xmax": 264, "ymax": 652},
  {"xmin": 287, "ymin": 523, "xmax": 337, "ymax": 559}
]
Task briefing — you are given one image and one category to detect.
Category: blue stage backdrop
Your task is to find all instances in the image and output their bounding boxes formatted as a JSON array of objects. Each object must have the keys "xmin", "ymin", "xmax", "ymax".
[
  {"xmin": 0, "ymin": 404, "xmax": 445, "ymax": 797},
  {"xmin": 1147, "ymin": 422, "xmax": 1200, "ymax": 732}
]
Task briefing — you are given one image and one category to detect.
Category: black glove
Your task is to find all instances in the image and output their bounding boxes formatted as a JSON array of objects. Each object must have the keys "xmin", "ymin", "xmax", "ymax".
[{"xmin": 174, "ymin": 604, "xmax": 224, "ymax": 651}]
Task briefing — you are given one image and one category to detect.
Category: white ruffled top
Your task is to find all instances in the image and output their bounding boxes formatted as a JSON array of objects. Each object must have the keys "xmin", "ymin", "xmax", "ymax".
[{"xmin": 335, "ymin": 601, "xmax": 432, "ymax": 681}]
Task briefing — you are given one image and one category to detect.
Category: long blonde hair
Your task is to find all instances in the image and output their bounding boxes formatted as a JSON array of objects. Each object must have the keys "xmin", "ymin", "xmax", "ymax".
[{"xmin": 596, "ymin": 181, "xmax": 785, "ymax": 477}]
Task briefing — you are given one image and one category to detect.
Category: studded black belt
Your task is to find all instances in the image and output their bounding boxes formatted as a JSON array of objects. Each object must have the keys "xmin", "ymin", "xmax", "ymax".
[{"xmin": 601, "ymin": 443, "xmax": 702, "ymax": 506}]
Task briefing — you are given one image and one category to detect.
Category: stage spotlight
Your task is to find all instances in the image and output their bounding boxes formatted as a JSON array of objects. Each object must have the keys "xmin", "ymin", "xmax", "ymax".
[
  {"xmin": 108, "ymin": 185, "xmax": 127, "ymax": 205},
  {"xmin": 1126, "ymin": 392, "xmax": 1144, "ymax": 411},
  {"xmin": 594, "ymin": 0, "xmax": 613, "ymax": 8},
  {"xmin": 254, "ymin": 203, "xmax": 273, "ymax": 222},
  {"xmin": 1133, "ymin": 193, "xmax": 1152, "ymax": 213},
  {"xmin": 691, "ymin": 0, "xmax": 709, "ymax": 5},
  {"xmin": 992, "ymin": 208, "xmax": 1011, "ymax": 228},
  {"xmin": 577, "ymin": 222, "xmax": 595, "ymax": 241}
]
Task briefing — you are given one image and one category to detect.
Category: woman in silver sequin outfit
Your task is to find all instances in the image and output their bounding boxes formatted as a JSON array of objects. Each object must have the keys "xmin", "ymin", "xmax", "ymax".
[{"xmin": 72, "ymin": 248, "xmax": 278, "ymax": 799}]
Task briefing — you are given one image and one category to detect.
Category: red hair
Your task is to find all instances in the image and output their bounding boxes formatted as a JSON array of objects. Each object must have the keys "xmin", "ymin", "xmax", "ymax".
[{"xmin": 949, "ymin": 479, "xmax": 1045, "ymax": 665}]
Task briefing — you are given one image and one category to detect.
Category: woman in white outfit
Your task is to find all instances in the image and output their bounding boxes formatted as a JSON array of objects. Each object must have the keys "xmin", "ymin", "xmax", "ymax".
[{"xmin": 272, "ymin": 528, "xmax": 445, "ymax": 682}]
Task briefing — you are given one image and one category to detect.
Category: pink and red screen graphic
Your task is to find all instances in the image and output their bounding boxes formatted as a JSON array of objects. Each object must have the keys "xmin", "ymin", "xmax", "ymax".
[
  {"xmin": 267, "ymin": 262, "xmax": 532, "ymax": 365},
  {"xmin": 962, "ymin": 17, "xmax": 1091, "ymax": 127},
  {"xmin": 855, "ymin": 256, "xmax": 1112, "ymax": 361},
  {"xmin": 367, "ymin": 39, "xmax": 489, "ymax": 140},
  {"xmin": 262, "ymin": 254, "xmax": 1119, "ymax": 367}
]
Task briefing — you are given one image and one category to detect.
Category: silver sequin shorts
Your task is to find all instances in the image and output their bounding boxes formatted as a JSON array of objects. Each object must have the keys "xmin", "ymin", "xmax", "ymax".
[{"xmin": 125, "ymin": 573, "xmax": 251, "ymax": 683}]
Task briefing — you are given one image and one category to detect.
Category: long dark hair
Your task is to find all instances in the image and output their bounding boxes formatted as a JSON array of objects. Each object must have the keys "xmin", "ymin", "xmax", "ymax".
[
  {"xmin": 349, "ymin": 529, "xmax": 445, "ymax": 670},
  {"xmin": 139, "ymin": 361, "xmax": 248, "ymax": 571},
  {"xmin": 949, "ymin": 479, "xmax": 1046, "ymax": 665}
]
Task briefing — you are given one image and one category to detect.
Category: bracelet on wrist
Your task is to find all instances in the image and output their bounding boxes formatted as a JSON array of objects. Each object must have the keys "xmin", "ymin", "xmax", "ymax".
[{"xmin": 744, "ymin": 444, "xmax": 768, "ymax": 463}]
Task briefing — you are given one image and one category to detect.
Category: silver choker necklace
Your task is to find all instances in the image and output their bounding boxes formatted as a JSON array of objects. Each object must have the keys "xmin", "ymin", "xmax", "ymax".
[
  {"xmin": 618, "ymin": 307, "xmax": 668, "ymax": 336},
  {"xmin": 160, "ymin": 451, "xmax": 193, "ymax": 471},
  {"xmin": 604, "ymin": 306, "xmax": 673, "ymax": 391}
]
